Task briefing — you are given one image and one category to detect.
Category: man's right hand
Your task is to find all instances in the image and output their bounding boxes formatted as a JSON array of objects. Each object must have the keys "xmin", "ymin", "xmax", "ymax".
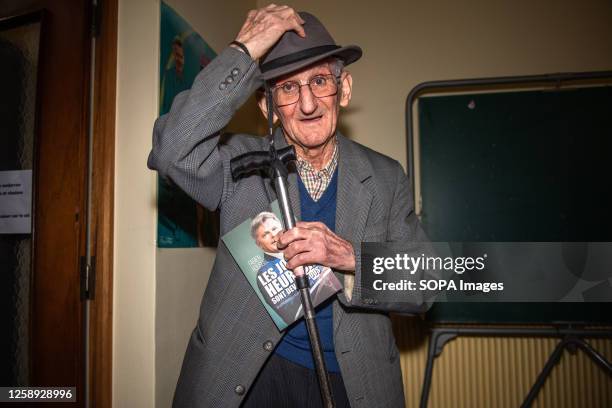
[{"xmin": 234, "ymin": 4, "xmax": 305, "ymax": 60}]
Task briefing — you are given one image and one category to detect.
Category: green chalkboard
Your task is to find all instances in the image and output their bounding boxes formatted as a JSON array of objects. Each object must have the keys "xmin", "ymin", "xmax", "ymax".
[{"xmin": 418, "ymin": 86, "xmax": 612, "ymax": 324}]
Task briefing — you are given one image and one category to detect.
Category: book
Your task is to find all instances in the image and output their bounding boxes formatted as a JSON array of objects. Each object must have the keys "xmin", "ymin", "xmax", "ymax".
[{"xmin": 221, "ymin": 201, "xmax": 342, "ymax": 330}]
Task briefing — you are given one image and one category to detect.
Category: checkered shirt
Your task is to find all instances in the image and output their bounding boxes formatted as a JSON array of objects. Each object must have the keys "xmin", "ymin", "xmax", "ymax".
[{"xmin": 296, "ymin": 142, "xmax": 339, "ymax": 202}]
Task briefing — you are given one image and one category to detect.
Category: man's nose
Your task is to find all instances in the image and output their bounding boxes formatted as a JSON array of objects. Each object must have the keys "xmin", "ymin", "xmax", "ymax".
[{"xmin": 298, "ymin": 84, "xmax": 318, "ymax": 114}]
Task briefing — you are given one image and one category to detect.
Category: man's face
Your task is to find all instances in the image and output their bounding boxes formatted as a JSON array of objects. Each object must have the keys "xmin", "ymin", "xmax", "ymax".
[
  {"xmin": 255, "ymin": 217, "xmax": 282, "ymax": 253},
  {"xmin": 259, "ymin": 60, "xmax": 353, "ymax": 151}
]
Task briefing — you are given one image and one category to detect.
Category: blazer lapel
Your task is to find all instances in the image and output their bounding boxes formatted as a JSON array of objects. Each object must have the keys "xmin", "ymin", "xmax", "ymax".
[
  {"xmin": 334, "ymin": 134, "xmax": 373, "ymax": 333},
  {"xmin": 335, "ymin": 134, "xmax": 373, "ymax": 242}
]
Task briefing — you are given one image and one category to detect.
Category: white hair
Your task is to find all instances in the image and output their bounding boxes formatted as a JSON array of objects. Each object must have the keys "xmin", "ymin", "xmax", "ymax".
[
  {"xmin": 250, "ymin": 212, "xmax": 281, "ymax": 240},
  {"xmin": 329, "ymin": 57, "xmax": 345, "ymax": 77}
]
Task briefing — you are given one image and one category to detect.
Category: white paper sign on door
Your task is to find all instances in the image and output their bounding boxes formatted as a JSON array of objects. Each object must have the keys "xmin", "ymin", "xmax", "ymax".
[{"xmin": 0, "ymin": 170, "xmax": 33, "ymax": 234}]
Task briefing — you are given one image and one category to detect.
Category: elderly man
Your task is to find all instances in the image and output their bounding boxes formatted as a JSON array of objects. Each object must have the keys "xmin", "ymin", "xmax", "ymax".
[{"xmin": 148, "ymin": 4, "xmax": 427, "ymax": 407}]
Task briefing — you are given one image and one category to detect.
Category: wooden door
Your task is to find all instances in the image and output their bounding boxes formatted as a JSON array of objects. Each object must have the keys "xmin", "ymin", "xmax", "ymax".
[{"xmin": 0, "ymin": 1, "xmax": 92, "ymax": 406}]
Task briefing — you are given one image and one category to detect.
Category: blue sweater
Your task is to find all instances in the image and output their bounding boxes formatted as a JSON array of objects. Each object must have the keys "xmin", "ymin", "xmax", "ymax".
[{"xmin": 274, "ymin": 169, "xmax": 340, "ymax": 373}]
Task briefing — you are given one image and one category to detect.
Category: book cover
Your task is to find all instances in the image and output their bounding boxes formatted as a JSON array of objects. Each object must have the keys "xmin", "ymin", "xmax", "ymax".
[{"xmin": 221, "ymin": 201, "xmax": 342, "ymax": 330}]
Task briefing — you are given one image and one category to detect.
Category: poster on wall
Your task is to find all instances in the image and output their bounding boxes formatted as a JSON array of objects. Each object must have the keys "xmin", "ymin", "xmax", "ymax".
[{"xmin": 158, "ymin": 2, "xmax": 220, "ymax": 248}]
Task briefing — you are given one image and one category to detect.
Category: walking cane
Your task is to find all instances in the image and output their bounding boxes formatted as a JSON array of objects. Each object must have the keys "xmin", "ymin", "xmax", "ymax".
[{"xmin": 230, "ymin": 84, "xmax": 335, "ymax": 408}]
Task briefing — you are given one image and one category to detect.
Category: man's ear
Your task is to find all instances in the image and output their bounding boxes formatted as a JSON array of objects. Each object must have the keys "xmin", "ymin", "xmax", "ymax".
[
  {"xmin": 256, "ymin": 91, "xmax": 279, "ymax": 122},
  {"xmin": 339, "ymin": 71, "xmax": 353, "ymax": 108}
]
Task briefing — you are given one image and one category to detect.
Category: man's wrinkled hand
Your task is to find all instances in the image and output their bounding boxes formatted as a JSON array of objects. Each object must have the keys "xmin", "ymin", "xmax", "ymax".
[
  {"xmin": 234, "ymin": 4, "xmax": 305, "ymax": 60},
  {"xmin": 277, "ymin": 221, "xmax": 355, "ymax": 272}
]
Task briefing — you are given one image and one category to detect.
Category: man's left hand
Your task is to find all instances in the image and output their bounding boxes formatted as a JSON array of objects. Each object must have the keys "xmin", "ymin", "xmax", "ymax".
[{"xmin": 277, "ymin": 221, "xmax": 355, "ymax": 272}]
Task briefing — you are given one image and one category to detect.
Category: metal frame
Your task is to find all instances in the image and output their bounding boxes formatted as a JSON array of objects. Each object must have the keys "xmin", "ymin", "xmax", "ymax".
[
  {"xmin": 419, "ymin": 325, "xmax": 612, "ymax": 408},
  {"xmin": 404, "ymin": 71, "xmax": 612, "ymax": 408},
  {"xmin": 405, "ymin": 70, "xmax": 612, "ymax": 207}
]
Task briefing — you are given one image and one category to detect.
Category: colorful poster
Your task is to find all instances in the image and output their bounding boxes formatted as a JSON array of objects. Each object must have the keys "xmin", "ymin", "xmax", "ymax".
[{"xmin": 158, "ymin": 2, "xmax": 219, "ymax": 247}]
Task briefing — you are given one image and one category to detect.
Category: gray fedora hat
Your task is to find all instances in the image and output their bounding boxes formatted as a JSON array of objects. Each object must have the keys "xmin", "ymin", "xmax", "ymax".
[{"xmin": 259, "ymin": 12, "xmax": 362, "ymax": 81}]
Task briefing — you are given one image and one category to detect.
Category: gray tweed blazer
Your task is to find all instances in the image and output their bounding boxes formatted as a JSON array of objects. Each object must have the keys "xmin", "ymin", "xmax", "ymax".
[{"xmin": 148, "ymin": 47, "xmax": 429, "ymax": 408}]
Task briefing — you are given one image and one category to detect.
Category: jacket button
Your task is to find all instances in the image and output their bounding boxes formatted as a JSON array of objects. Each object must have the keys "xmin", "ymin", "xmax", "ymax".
[
  {"xmin": 263, "ymin": 340, "xmax": 274, "ymax": 352},
  {"xmin": 232, "ymin": 68, "xmax": 240, "ymax": 75},
  {"xmin": 226, "ymin": 76, "xmax": 234, "ymax": 83},
  {"xmin": 219, "ymin": 82, "xmax": 227, "ymax": 90},
  {"xmin": 235, "ymin": 385, "xmax": 245, "ymax": 395}
]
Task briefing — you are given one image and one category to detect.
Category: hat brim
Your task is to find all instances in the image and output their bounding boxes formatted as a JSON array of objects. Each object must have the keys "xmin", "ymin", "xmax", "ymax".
[{"xmin": 261, "ymin": 45, "xmax": 362, "ymax": 81}]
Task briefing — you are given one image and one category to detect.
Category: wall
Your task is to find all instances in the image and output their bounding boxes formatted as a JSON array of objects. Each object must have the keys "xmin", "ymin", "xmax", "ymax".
[{"xmin": 114, "ymin": 1, "xmax": 159, "ymax": 407}]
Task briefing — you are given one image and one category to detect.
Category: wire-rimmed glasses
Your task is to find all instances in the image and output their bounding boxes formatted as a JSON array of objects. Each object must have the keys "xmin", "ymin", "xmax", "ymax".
[{"xmin": 271, "ymin": 74, "xmax": 340, "ymax": 107}]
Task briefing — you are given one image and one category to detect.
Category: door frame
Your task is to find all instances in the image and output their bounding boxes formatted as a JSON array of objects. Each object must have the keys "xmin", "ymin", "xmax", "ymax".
[
  {"xmin": 0, "ymin": 1, "xmax": 116, "ymax": 405},
  {"xmin": 89, "ymin": 0, "xmax": 117, "ymax": 406}
]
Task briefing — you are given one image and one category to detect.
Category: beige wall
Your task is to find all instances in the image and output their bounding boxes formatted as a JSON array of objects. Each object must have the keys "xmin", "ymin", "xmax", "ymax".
[
  {"xmin": 115, "ymin": 1, "xmax": 160, "ymax": 407},
  {"xmin": 154, "ymin": 248, "xmax": 212, "ymax": 408},
  {"xmin": 115, "ymin": 0, "xmax": 612, "ymax": 407}
]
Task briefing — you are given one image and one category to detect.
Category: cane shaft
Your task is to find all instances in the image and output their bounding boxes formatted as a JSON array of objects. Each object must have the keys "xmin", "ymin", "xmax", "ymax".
[
  {"xmin": 273, "ymin": 171, "xmax": 335, "ymax": 408},
  {"xmin": 297, "ymin": 281, "xmax": 335, "ymax": 408}
]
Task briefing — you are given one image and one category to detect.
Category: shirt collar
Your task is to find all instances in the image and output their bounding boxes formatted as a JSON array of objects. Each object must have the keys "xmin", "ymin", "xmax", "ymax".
[{"xmin": 296, "ymin": 140, "xmax": 339, "ymax": 177}]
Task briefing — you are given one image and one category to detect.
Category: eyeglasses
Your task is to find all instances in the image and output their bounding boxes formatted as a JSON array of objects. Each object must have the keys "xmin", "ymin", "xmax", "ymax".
[{"xmin": 272, "ymin": 74, "xmax": 340, "ymax": 107}]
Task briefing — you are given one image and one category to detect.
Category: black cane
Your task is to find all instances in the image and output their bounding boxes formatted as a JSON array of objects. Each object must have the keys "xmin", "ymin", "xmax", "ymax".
[{"xmin": 229, "ymin": 86, "xmax": 335, "ymax": 408}]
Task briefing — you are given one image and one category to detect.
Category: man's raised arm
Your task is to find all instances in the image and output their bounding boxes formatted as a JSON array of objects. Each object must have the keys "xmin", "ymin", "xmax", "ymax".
[
  {"xmin": 147, "ymin": 47, "xmax": 259, "ymax": 210},
  {"xmin": 147, "ymin": 5, "xmax": 306, "ymax": 210}
]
